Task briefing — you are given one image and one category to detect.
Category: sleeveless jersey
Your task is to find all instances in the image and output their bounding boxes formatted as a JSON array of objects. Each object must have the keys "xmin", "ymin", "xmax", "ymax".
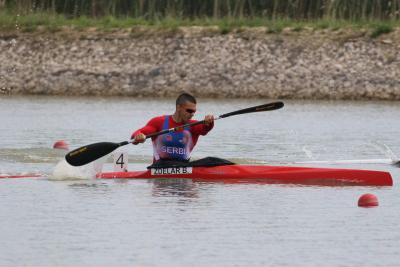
[{"xmin": 153, "ymin": 115, "xmax": 193, "ymax": 161}]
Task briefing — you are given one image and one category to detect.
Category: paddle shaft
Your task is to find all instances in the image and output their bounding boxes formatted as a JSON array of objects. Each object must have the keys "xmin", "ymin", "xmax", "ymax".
[{"xmin": 125, "ymin": 101, "xmax": 284, "ymax": 145}]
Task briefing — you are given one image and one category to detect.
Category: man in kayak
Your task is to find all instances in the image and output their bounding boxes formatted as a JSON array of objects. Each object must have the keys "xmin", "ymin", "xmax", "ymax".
[{"xmin": 132, "ymin": 93, "xmax": 214, "ymax": 162}]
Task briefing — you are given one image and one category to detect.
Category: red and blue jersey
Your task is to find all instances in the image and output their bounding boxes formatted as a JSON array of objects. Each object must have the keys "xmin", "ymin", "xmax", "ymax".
[{"xmin": 132, "ymin": 115, "xmax": 214, "ymax": 161}]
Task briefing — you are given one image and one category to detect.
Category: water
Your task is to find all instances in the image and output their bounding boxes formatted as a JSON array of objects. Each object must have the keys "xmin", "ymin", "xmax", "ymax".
[{"xmin": 1, "ymin": 95, "xmax": 400, "ymax": 266}]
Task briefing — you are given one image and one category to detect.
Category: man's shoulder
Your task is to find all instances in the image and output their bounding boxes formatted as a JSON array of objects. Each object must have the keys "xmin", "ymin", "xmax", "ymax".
[
  {"xmin": 148, "ymin": 115, "xmax": 168, "ymax": 124},
  {"xmin": 152, "ymin": 115, "xmax": 167, "ymax": 120}
]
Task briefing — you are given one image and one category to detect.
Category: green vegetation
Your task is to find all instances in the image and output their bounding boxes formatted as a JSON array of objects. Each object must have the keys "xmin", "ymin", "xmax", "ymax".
[
  {"xmin": 3, "ymin": 0, "xmax": 400, "ymax": 20},
  {"xmin": 370, "ymin": 23, "xmax": 394, "ymax": 37},
  {"xmin": 0, "ymin": 1, "xmax": 399, "ymax": 37}
]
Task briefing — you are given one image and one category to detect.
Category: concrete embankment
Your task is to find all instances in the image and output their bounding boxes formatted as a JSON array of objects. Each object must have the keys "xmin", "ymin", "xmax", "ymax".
[{"xmin": 1, "ymin": 27, "xmax": 399, "ymax": 99}]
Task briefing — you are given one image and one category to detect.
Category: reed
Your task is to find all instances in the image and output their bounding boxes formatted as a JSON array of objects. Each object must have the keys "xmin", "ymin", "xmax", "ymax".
[
  {"xmin": 1, "ymin": 1, "xmax": 399, "ymax": 37},
  {"xmin": 2, "ymin": 0, "xmax": 399, "ymax": 20}
]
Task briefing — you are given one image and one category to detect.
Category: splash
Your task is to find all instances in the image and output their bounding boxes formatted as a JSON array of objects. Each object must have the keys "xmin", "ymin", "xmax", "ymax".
[
  {"xmin": 369, "ymin": 141, "xmax": 399, "ymax": 162},
  {"xmin": 51, "ymin": 157, "xmax": 107, "ymax": 180}
]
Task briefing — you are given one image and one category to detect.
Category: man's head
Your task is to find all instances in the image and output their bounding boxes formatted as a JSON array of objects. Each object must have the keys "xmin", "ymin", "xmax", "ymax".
[{"xmin": 175, "ymin": 93, "xmax": 197, "ymax": 122}]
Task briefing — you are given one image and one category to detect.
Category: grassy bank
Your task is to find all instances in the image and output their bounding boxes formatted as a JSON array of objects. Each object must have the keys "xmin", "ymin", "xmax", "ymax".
[{"xmin": 0, "ymin": 11, "xmax": 399, "ymax": 38}]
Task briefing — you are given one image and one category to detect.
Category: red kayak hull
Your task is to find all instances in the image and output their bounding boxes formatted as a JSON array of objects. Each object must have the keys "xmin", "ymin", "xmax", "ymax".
[
  {"xmin": 97, "ymin": 165, "xmax": 393, "ymax": 186},
  {"xmin": 0, "ymin": 174, "xmax": 42, "ymax": 179}
]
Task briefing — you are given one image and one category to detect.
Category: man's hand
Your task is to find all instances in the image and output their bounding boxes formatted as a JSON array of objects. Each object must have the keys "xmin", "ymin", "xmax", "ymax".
[
  {"xmin": 204, "ymin": 115, "xmax": 214, "ymax": 126},
  {"xmin": 133, "ymin": 133, "xmax": 146, "ymax": 145}
]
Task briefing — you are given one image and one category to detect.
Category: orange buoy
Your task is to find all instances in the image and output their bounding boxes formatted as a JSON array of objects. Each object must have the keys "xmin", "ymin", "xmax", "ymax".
[
  {"xmin": 358, "ymin": 193, "xmax": 379, "ymax": 207},
  {"xmin": 53, "ymin": 140, "xmax": 69, "ymax": 150}
]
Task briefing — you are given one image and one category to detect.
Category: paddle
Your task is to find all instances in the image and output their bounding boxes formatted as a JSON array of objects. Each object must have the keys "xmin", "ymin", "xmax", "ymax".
[{"xmin": 65, "ymin": 101, "xmax": 284, "ymax": 166}]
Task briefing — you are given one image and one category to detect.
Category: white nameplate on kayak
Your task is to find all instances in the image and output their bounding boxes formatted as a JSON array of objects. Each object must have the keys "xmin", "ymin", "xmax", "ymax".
[{"xmin": 151, "ymin": 167, "xmax": 193, "ymax": 176}]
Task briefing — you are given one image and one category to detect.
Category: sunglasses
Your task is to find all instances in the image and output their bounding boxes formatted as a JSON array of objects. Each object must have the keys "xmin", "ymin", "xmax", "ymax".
[{"xmin": 185, "ymin": 108, "xmax": 196, "ymax": 114}]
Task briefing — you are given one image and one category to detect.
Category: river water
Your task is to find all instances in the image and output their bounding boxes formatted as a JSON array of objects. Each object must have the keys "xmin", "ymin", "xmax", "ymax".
[{"xmin": 1, "ymin": 95, "xmax": 400, "ymax": 266}]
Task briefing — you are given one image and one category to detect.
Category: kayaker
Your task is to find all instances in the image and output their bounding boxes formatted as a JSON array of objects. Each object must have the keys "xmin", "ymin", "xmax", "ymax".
[{"xmin": 131, "ymin": 92, "xmax": 214, "ymax": 162}]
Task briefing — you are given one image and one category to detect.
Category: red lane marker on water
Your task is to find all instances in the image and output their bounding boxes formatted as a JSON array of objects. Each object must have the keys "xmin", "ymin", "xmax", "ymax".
[
  {"xmin": 358, "ymin": 193, "xmax": 379, "ymax": 207},
  {"xmin": 53, "ymin": 140, "xmax": 69, "ymax": 150}
]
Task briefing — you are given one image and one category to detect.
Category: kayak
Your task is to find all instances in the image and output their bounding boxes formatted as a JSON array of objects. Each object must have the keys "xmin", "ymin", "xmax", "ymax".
[
  {"xmin": 97, "ymin": 164, "xmax": 393, "ymax": 186},
  {"xmin": 0, "ymin": 173, "xmax": 42, "ymax": 179}
]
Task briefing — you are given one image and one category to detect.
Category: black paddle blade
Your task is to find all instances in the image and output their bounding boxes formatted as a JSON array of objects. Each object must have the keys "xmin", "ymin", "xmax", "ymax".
[
  {"xmin": 65, "ymin": 142, "xmax": 122, "ymax": 166},
  {"xmin": 219, "ymin": 101, "xmax": 284, "ymax": 118}
]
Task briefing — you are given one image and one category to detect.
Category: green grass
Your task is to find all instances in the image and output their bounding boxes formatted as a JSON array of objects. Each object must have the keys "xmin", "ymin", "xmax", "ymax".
[
  {"xmin": 0, "ymin": 11, "xmax": 398, "ymax": 36},
  {"xmin": 370, "ymin": 23, "xmax": 394, "ymax": 38}
]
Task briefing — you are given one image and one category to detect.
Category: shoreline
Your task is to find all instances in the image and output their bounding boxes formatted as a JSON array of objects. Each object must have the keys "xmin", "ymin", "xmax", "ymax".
[{"xmin": 1, "ymin": 27, "xmax": 400, "ymax": 100}]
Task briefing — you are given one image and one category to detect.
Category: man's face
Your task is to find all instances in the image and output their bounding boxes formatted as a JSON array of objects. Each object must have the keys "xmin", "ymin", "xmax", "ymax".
[{"xmin": 177, "ymin": 101, "xmax": 197, "ymax": 122}]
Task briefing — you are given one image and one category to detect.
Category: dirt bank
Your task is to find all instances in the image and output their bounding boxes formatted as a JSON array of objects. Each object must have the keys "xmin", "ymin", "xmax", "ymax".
[{"xmin": 1, "ymin": 27, "xmax": 399, "ymax": 100}]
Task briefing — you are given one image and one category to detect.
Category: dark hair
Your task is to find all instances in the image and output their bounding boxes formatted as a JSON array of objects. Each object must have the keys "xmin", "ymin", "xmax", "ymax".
[{"xmin": 176, "ymin": 92, "xmax": 196, "ymax": 106}]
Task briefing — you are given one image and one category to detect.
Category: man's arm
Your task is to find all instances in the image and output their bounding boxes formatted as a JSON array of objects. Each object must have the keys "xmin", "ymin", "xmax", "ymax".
[{"xmin": 131, "ymin": 116, "xmax": 164, "ymax": 144}]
